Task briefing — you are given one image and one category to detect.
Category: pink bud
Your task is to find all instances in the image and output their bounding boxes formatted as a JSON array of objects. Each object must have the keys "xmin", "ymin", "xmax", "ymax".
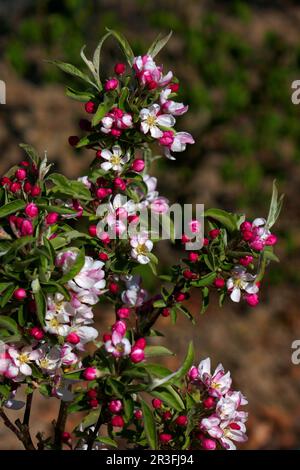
[
  {"xmin": 24, "ymin": 181, "xmax": 32, "ymax": 193},
  {"xmin": 0, "ymin": 176, "xmax": 11, "ymax": 187},
  {"xmin": 188, "ymin": 252, "xmax": 199, "ymax": 263},
  {"xmin": 31, "ymin": 185, "xmax": 41, "ymax": 197},
  {"xmin": 134, "ymin": 338, "xmax": 146, "ymax": 350},
  {"xmin": 265, "ymin": 234, "xmax": 277, "ymax": 246},
  {"xmin": 66, "ymin": 332, "xmax": 80, "ymax": 345},
  {"xmin": 242, "ymin": 230, "xmax": 253, "ymax": 242},
  {"xmin": 111, "ymin": 415, "xmax": 124, "ymax": 428},
  {"xmin": 203, "ymin": 237, "xmax": 209, "ymax": 246},
  {"xmin": 89, "ymin": 399, "xmax": 99, "ymax": 408},
  {"xmin": 214, "ymin": 278, "xmax": 225, "ymax": 289},
  {"xmin": 98, "ymin": 252, "xmax": 109, "ymax": 261},
  {"xmin": 169, "ymin": 83, "xmax": 179, "ymax": 93},
  {"xmin": 10, "ymin": 182, "xmax": 21, "ymax": 193},
  {"xmin": 250, "ymin": 239, "xmax": 264, "ymax": 251},
  {"xmin": 162, "ymin": 307, "xmax": 170, "ymax": 317},
  {"xmin": 134, "ymin": 409, "xmax": 143, "ymax": 420},
  {"xmin": 109, "ymin": 400, "xmax": 123, "ymax": 414},
  {"xmin": 148, "ymin": 80, "xmax": 158, "ymax": 90},
  {"xmin": 83, "ymin": 367, "xmax": 98, "ymax": 381},
  {"xmin": 202, "ymin": 438, "xmax": 216, "ymax": 450},
  {"xmin": 46, "ymin": 212, "xmax": 59, "ymax": 226},
  {"xmin": 240, "ymin": 221, "xmax": 252, "ymax": 232},
  {"xmin": 183, "ymin": 269, "xmax": 197, "ymax": 280},
  {"xmin": 189, "ymin": 219, "xmax": 201, "ymax": 233},
  {"xmin": 114, "ymin": 177, "xmax": 127, "ymax": 191},
  {"xmin": 128, "ymin": 214, "xmax": 139, "ymax": 224},
  {"xmin": 174, "ymin": 292, "xmax": 186, "ymax": 302},
  {"xmin": 188, "ymin": 366, "xmax": 198, "ymax": 381},
  {"xmin": 130, "ymin": 348, "xmax": 145, "ymax": 363},
  {"xmin": 103, "ymin": 333, "xmax": 111, "ymax": 342},
  {"xmin": 29, "ymin": 327, "xmax": 44, "ymax": 340},
  {"xmin": 181, "ymin": 234, "xmax": 190, "ymax": 244},
  {"xmin": 245, "ymin": 293, "xmax": 259, "ymax": 307},
  {"xmin": 88, "ymin": 225, "xmax": 97, "ymax": 237},
  {"xmin": 175, "ymin": 415, "xmax": 188, "ymax": 426},
  {"xmin": 163, "ymin": 411, "xmax": 172, "ymax": 420},
  {"xmin": 68, "ymin": 135, "xmax": 80, "ymax": 147},
  {"xmin": 114, "ymin": 63, "xmax": 126, "ymax": 75},
  {"xmin": 209, "ymin": 229, "xmax": 220, "ymax": 239},
  {"xmin": 112, "ymin": 320, "xmax": 127, "ymax": 336},
  {"xmin": 96, "ymin": 187, "xmax": 109, "ymax": 199},
  {"xmin": 159, "ymin": 433, "xmax": 172, "ymax": 443},
  {"xmin": 239, "ymin": 255, "xmax": 253, "ymax": 267},
  {"xmin": 109, "ymin": 282, "xmax": 119, "ymax": 294},
  {"xmin": 21, "ymin": 220, "xmax": 33, "ymax": 236},
  {"xmin": 15, "ymin": 168, "xmax": 27, "ymax": 181},
  {"xmin": 203, "ymin": 397, "xmax": 215, "ymax": 409},
  {"xmin": 131, "ymin": 159, "xmax": 145, "ymax": 172},
  {"xmin": 104, "ymin": 78, "xmax": 119, "ymax": 91},
  {"xmin": 117, "ymin": 307, "xmax": 130, "ymax": 319},
  {"xmin": 159, "ymin": 130, "xmax": 174, "ymax": 147},
  {"xmin": 87, "ymin": 389, "xmax": 97, "ymax": 399},
  {"xmin": 84, "ymin": 101, "xmax": 96, "ymax": 114},
  {"xmin": 61, "ymin": 432, "xmax": 71, "ymax": 443},
  {"xmin": 152, "ymin": 398, "xmax": 162, "ymax": 409},
  {"xmin": 13, "ymin": 288, "xmax": 27, "ymax": 300},
  {"xmin": 112, "ymin": 107, "xmax": 124, "ymax": 119},
  {"xmin": 25, "ymin": 203, "xmax": 39, "ymax": 218},
  {"xmin": 111, "ymin": 128, "xmax": 122, "ymax": 138},
  {"xmin": 99, "ymin": 232, "xmax": 111, "ymax": 244}
]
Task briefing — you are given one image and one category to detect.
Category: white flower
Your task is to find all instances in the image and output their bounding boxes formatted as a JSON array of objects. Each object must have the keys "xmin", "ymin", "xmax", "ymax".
[
  {"xmin": 140, "ymin": 104, "xmax": 175, "ymax": 139},
  {"xmin": 36, "ymin": 346, "xmax": 61, "ymax": 373},
  {"xmin": 121, "ymin": 275, "xmax": 148, "ymax": 307},
  {"xmin": 8, "ymin": 346, "xmax": 41, "ymax": 377},
  {"xmin": 105, "ymin": 331, "xmax": 131, "ymax": 358},
  {"xmin": 45, "ymin": 311, "xmax": 70, "ymax": 337},
  {"xmin": 198, "ymin": 357, "xmax": 232, "ymax": 398},
  {"xmin": 130, "ymin": 232, "xmax": 153, "ymax": 264},
  {"xmin": 68, "ymin": 257, "xmax": 106, "ymax": 305},
  {"xmin": 100, "ymin": 145, "xmax": 130, "ymax": 172},
  {"xmin": 226, "ymin": 266, "xmax": 259, "ymax": 303}
]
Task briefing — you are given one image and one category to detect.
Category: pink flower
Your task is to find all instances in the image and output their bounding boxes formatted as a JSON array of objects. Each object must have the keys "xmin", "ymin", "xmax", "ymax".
[
  {"xmin": 130, "ymin": 232, "xmax": 153, "ymax": 264},
  {"xmin": 104, "ymin": 78, "xmax": 119, "ymax": 91},
  {"xmin": 25, "ymin": 202, "xmax": 39, "ymax": 218},
  {"xmin": 133, "ymin": 55, "xmax": 173, "ymax": 88},
  {"xmin": 226, "ymin": 266, "xmax": 259, "ymax": 303},
  {"xmin": 163, "ymin": 131, "xmax": 195, "ymax": 160},
  {"xmin": 150, "ymin": 197, "xmax": 169, "ymax": 214},
  {"xmin": 198, "ymin": 357, "xmax": 232, "ymax": 398},
  {"xmin": 112, "ymin": 320, "xmax": 127, "ymax": 336},
  {"xmin": 105, "ymin": 331, "xmax": 131, "ymax": 358},
  {"xmin": 140, "ymin": 104, "xmax": 175, "ymax": 139},
  {"xmin": 160, "ymin": 88, "xmax": 188, "ymax": 115},
  {"xmin": 240, "ymin": 218, "xmax": 277, "ymax": 251}
]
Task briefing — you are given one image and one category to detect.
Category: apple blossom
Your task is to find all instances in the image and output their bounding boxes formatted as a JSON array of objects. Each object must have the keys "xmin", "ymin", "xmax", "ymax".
[
  {"xmin": 130, "ymin": 232, "xmax": 153, "ymax": 264},
  {"xmin": 105, "ymin": 330, "xmax": 131, "ymax": 358},
  {"xmin": 226, "ymin": 266, "xmax": 259, "ymax": 303},
  {"xmin": 100, "ymin": 145, "xmax": 130, "ymax": 172},
  {"xmin": 140, "ymin": 104, "xmax": 175, "ymax": 139}
]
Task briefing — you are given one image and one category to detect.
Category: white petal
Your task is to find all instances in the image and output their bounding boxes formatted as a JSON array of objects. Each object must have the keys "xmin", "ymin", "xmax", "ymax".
[{"xmin": 230, "ymin": 287, "xmax": 241, "ymax": 303}]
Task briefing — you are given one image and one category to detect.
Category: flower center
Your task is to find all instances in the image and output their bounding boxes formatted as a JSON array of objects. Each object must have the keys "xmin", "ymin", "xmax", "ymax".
[
  {"xmin": 50, "ymin": 318, "xmax": 59, "ymax": 328},
  {"xmin": 55, "ymin": 301, "xmax": 64, "ymax": 313},
  {"xmin": 111, "ymin": 154, "xmax": 121, "ymax": 166},
  {"xmin": 39, "ymin": 358, "xmax": 49, "ymax": 368},
  {"xmin": 146, "ymin": 115, "xmax": 157, "ymax": 127},
  {"xmin": 136, "ymin": 243, "xmax": 147, "ymax": 255},
  {"xmin": 19, "ymin": 353, "xmax": 29, "ymax": 364},
  {"xmin": 116, "ymin": 342, "xmax": 125, "ymax": 353}
]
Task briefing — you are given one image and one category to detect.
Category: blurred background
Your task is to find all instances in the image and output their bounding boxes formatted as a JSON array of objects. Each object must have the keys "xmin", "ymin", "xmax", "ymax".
[{"xmin": 1, "ymin": 0, "xmax": 300, "ymax": 449}]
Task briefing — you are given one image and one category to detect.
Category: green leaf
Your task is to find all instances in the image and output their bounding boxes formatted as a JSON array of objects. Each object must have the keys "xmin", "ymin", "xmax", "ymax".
[
  {"xmin": 263, "ymin": 246, "xmax": 280, "ymax": 262},
  {"xmin": 49, "ymin": 60, "xmax": 97, "ymax": 89},
  {"xmin": 65, "ymin": 86, "xmax": 94, "ymax": 102},
  {"xmin": 190, "ymin": 271, "xmax": 216, "ymax": 287},
  {"xmin": 106, "ymin": 29, "xmax": 135, "ymax": 66},
  {"xmin": 147, "ymin": 31, "xmax": 173, "ymax": 58},
  {"xmin": 144, "ymin": 345, "xmax": 174, "ymax": 358},
  {"xmin": 81, "ymin": 409, "xmax": 101, "ymax": 430},
  {"xmin": 93, "ymin": 32, "xmax": 112, "ymax": 86},
  {"xmin": 204, "ymin": 208, "xmax": 240, "ymax": 232},
  {"xmin": 140, "ymin": 399, "xmax": 157, "ymax": 450},
  {"xmin": 266, "ymin": 180, "xmax": 284, "ymax": 230},
  {"xmin": 0, "ymin": 315, "xmax": 19, "ymax": 335},
  {"xmin": 92, "ymin": 95, "xmax": 115, "ymax": 127},
  {"xmin": 143, "ymin": 363, "xmax": 172, "ymax": 378},
  {"xmin": 58, "ymin": 248, "xmax": 85, "ymax": 284},
  {"xmin": 0, "ymin": 282, "xmax": 13, "ymax": 294},
  {"xmin": 119, "ymin": 87, "xmax": 129, "ymax": 109},
  {"xmin": 19, "ymin": 143, "xmax": 40, "ymax": 165},
  {"xmin": 0, "ymin": 200, "xmax": 26, "ymax": 219},
  {"xmin": 96, "ymin": 436, "xmax": 118, "ymax": 448},
  {"xmin": 152, "ymin": 299, "xmax": 166, "ymax": 308},
  {"xmin": 151, "ymin": 385, "xmax": 185, "ymax": 411},
  {"xmin": 0, "ymin": 285, "xmax": 15, "ymax": 308},
  {"xmin": 32, "ymin": 279, "xmax": 46, "ymax": 326},
  {"xmin": 48, "ymin": 174, "xmax": 92, "ymax": 201},
  {"xmin": 176, "ymin": 305, "xmax": 195, "ymax": 324},
  {"xmin": 123, "ymin": 396, "xmax": 134, "ymax": 422},
  {"xmin": 200, "ymin": 287, "xmax": 210, "ymax": 314}
]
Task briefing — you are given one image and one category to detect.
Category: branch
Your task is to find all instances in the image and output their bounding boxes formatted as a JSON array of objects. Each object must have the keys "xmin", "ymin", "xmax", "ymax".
[
  {"xmin": 0, "ymin": 408, "xmax": 35, "ymax": 450},
  {"xmin": 23, "ymin": 392, "xmax": 33, "ymax": 426},
  {"xmin": 54, "ymin": 401, "xmax": 68, "ymax": 449}
]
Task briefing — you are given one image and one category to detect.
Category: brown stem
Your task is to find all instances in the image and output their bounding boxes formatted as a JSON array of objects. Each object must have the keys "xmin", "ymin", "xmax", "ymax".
[
  {"xmin": 87, "ymin": 408, "xmax": 103, "ymax": 450},
  {"xmin": 0, "ymin": 408, "xmax": 35, "ymax": 450},
  {"xmin": 54, "ymin": 401, "xmax": 68, "ymax": 449},
  {"xmin": 23, "ymin": 392, "xmax": 33, "ymax": 426}
]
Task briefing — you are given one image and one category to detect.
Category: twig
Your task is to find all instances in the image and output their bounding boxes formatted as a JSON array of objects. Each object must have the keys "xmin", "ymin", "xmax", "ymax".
[
  {"xmin": 23, "ymin": 392, "xmax": 33, "ymax": 426},
  {"xmin": 0, "ymin": 408, "xmax": 35, "ymax": 450},
  {"xmin": 87, "ymin": 408, "xmax": 103, "ymax": 450},
  {"xmin": 54, "ymin": 401, "xmax": 68, "ymax": 449}
]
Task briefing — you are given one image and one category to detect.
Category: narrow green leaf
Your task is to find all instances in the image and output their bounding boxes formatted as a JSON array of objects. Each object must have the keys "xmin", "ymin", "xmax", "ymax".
[
  {"xmin": 190, "ymin": 271, "xmax": 216, "ymax": 287},
  {"xmin": 0, "ymin": 285, "xmax": 15, "ymax": 308},
  {"xmin": 92, "ymin": 95, "xmax": 115, "ymax": 127},
  {"xmin": 151, "ymin": 385, "xmax": 185, "ymax": 411},
  {"xmin": 106, "ymin": 29, "xmax": 135, "ymax": 66},
  {"xmin": 0, "ymin": 315, "xmax": 19, "ymax": 335},
  {"xmin": 140, "ymin": 399, "xmax": 157, "ymax": 450},
  {"xmin": 49, "ymin": 60, "xmax": 97, "ymax": 89},
  {"xmin": 147, "ymin": 31, "xmax": 173, "ymax": 58},
  {"xmin": 65, "ymin": 86, "xmax": 94, "ymax": 102},
  {"xmin": 19, "ymin": 143, "xmax": 40, "ymax": 165},
  {"xmin": 0, "ymin": 200, "xmax": 25, "ymax": 219},
  {"xmin": 144, "ymin": 345, "xmax": 174, "ymax": 358},
  {"xmin": 204, "ymin": 208, "xmax": 239, "ymax": 232}
]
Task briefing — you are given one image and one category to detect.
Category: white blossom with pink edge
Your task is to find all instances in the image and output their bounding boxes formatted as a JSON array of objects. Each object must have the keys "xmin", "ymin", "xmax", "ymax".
[
  {"xmin": 160, "ymin": 88, "xmax": 188, "ymax": 115},
  {"xmin": 133, "ymin": 55, "xmax": 173, "ymax": 87},
  {"xmin": 226, "ymin": 266, "xmax": 259, "ymax": 303},
  {"xmin": 8, "ymin": 346, "xmax": 42, "ymax": 378},
  {"xmin": 197, "ymin": 357, "xmax": 232, "ymax": 398},
  {"xmin": 100, "ymin": 145, "xmax": 130, "ymax": 172},
  {"xmin": 163, "ymin": 131, "xmax": 195, "ymax": 160},
  {"xmin": 105, "ymin": 330, "xmax": 131, "ymax": 358},
  {"xmin": 140, "ymin": 104, "xmax": 175, "ymax": 139},
  {"xmin": 121, "ymin": 275, "xmax": 148, "ymax": 307},
  {"xmin": 130, "ymin": 232, "xmax": 153, "ymax": 264}
]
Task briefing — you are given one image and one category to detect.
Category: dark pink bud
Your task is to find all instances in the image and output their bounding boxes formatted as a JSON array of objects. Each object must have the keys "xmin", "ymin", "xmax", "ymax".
[
  {"xmin": 203, "ymin": 237, "xmax": 209, "ymax": 246},
  {"xmin": 89, "ymin": 399, "xmax": 99, "ymax": 408},
  {"xmin": 31, "ymin": 185, "xmax": 41, "ymax": 197},
  {"xmin": 130, "ymin": 348, "xmax": 145, "ymax": 363},
  {"xmin": 96, "ymin": 150, "xmax": 102, "ymax": 159},
  {"xmin": 214, "ymin": 277, "xmax": 225, "ymax": 288},
  {"xmin": 46, "ymin": 212, "xmax": 59, "ymax": 225},
  {"xmin": 188, "ymin": 366, "xmax": 198, "ymax": 380},
  {"xmin": 134, "ymin": 409, "xmax": 143, "ymax": 420},
  {"xmin": 159, "ymin": 433, "xmax": 172, "ymax": 443},
  {"xmin": 112, "ymin": 107, "xmax": 123, "ymax": 118},
  {"xmin": 242, "ymin": 230, "xmax": 253, "ymax": 242},
  {"xmin": 162, "ymin": 307, "xmax": 170, "ymax": 317},
  {"xmin": 111, "ymin": 128, "xmax": 122, "ymax": 138},
  {"xmin": 99, "ymin": 232, "xmax": 111, "ymax": 244},
  {"xmin": 181, "ymin": 234, "xmax": 190, "ymax": 244},
  {"xmin": 96, "ymin": 188, "xmax": 108, "ymax": 199},
  {"xmin": 245, "ymin": 293, "xmax": 259, "ymax": 307},
  {"xmin": 111, "ymin": 415, "xmax": 124, "ymax": 428},
  {"xmin": 240, "ymin": 221, "xmax": 252, "ymax": 232},
  {"xmin": 112, "ymin": 320, "xmax": 127, "ymax": 336},
  {"xmin": 84, "ymin": 101, "xmax": 96, "ymax": 114},
  {"xmin": 13, "ymin": 288, "xmax": 27, "ymax": 301},
  {"xmin": 183, "ymin": 269, "xmax": 197, "ymax": 280},
  {"xmin": 88, "ymin": 225, "xmax": 97, "ymax": 237},
  {"xmin": 163, "ymin": 411, "xmax": 172, "ymax": 420},
  {"xmin": 159, "ymin": 130, "xmax": 174, "ymax": 147},
  {"xmin": 265, "ymin": 234, "xmax": 277, "ymax": 246},
  {"xmin": 175, "ymin": 415, "xmax": 188, "ymax": 426},
  {"xmin": 21, "ymin": 220, "xmax": 33, "ymax": 236},
  {"xmin": 239, "ymin": 255, "xmax": 253, "ymax": 267},
  {"xmin": 203, "ymin": 397, "xmax": 215, "ymax": 409},
  {"xmin": 83, "ymin": 367, "xmax": 98, "ymax": 381},
  {"xmin": 15, "ymin": 168, "xmax": 27, "ymax": 181},
  {"xmin": 169, "ymin": 83, "xmax": 179, "ymax": 93},
  {"xmin": 188, "ymin": 252, "xmax": 199, "ymax": 263},
  {"xmin": 25, "ymin": 202, "xmax": 39, "ymax": 218},
  {"xmin": 131, "ymin": 159, "xmax": 145, "ymax": 172},
  {"xmin": 68, "ymin": 135, "xmax": 80, "ymax": 147},
  {"xmin": 117, "ymin": 307, "xmax": 130, "ymax": 319},
  {"xmin": 109, "ymin": 282, "xmax": 119, "ymax": 294},
  {"xmin": 134, "ymin": 338, "xmax": 146, "ymax": 350},
  {"xmin": 98, "ymin": 252, "xmax": 108, "ymax": 261},
  {"xmin": 114, "ymin": 63, "xmax": 126, "ymax": 75},
  {"xmin": 114, "ymin": 177, "xmax": 127, "ymax": 191},
  {"xmin": 202, "ymin": 438, "xmax": 216, "ymax": 450},
  {"xmin": 103, "ymin": 333, "xmax": 112, "ymax": 342},
  {"xmin": 10, "ymin": 182, "xmax": 21, "ymax": 193},
  {"xmin": 66, "ymin": 332, "xmax": 80, "ymax": 345},
  {"xmin": 29, "ymin": 327, "xmax": 44, "ymax": 340},
  {"xmin": 109, "ymin": 400, "xmax": 123, "ymax": 414},
  {"xmin": 152, "ymin": 398, "xmax": 162, "ymax": 409},
  {"xmin": 1, "ymin": 176, "xmax": 11, "ymax": 187},
  {"xmin": 104, "ymin": 78, "xmax": 119, "ymax": 91},
  {"xmin": 209, "ymin": 229, "xmax": 220, "ymax": 239},
  {"xmin": 61, "ymin": 432, "xmax": 71, "ymax": 443},
  {"xmin": 174, "ymin": 292, "xmax": 186, "ymax": 302},
  {"xmin": 87, "ymin": 389, "xmax": 98, "ymax": 399},
  {"xmin": 148, "ymin": 80, "xmax": 158, "ymax": 90},
  {"xmin": 24, "ymin": 181, "xmax": 32, "ymax": 193}
]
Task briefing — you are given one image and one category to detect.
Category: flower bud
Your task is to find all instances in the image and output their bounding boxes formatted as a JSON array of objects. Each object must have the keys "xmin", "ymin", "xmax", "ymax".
[
  {"xmin": 84, "ymin": 101, "xmax": 96, "ymax": 114},
  {"xmin": 202, "ymin": 438, "xmax": 216, "ymax": 450},
  {"xmin": 105, "ymin": 78, "xmax": 119, "ymax": 91},
  {"xmin": 175, "ymin": 415, "xmax": 188, "ymax": 426},
  {"xmin": 245, "ymin": 293, "xmax": 259, "ymax": 307},
  {"xmin": 99, "ymin": 252, "xmax": 109, "ymax": 261},
  {"xmin": 103, "ymin": 333, "xmax": 112, "ymax": 342},
  {"xmin": 159, "ymin": 433, "xmax": 172, "ymax": 443},
  {"xmin": 188, "ymin": 252, "xmax": 199, "ymax": 263},
  {"xmin": 109, "ymin": 400, "xmax": 123, "ymax": 414},
  {"xmin": 203, "ymin": 397, "xmax": 215, "ymax": 409},
  {"xmin": 29, "ymin": 327, "xmax": 44, "ymax": 340},
  {"xmin": 111, "ymin": 415, "xmax": 124, "ymax": 428},
  {"xmin": 134, "ymin": 338, "xmax": 146, "ymax": 350},
  {"xmin": 15, "ymin": 168, "xmax": 26, "ymax": 181},
  {"xmin": 174, "ymin": 292, "xmax": 186, "ymax": 302},
  {"xmin": 68, "ymin": 135, "xmax": 80, "ymax": 147},
  {"xmin": 169, "ymin": 83, "xmax": 179, "ymax": 93},
  {"xmin": 61, "ymin": 432, "xmax": 71, "ymax": 443},
  {"xmin": 87, "ymin": 389, "xmax": 98, "ymax": 399},
  {"xmin": 88, "ymin": 225, "xmax": 97, "ymax": 237},
  {"xmin": 134, "ymin": 409, "xmax": 143, "ymax": 420},
  {"xmin": 148, "ymin": 80, "xmax": 158, "ymax": 90},
  {"xmin": 10, "ymin": 182, "xmax": 21, "ymax": 193},
  {"xmin": 209, "ymin": 229, "xmax": 220, "ymax": 239},
  {"xmin": 117, "ymin": 307, "xmax": 130, "ymax": 319},
  {"xmin": 66, "ymin": 332, "xmax": 80, "ymax": 345},
  {"xmin": 265, "ymin": 234, "xmax": 277, "ymax": 246},
  {"xmin": 111, "ymin": 128, "xmax": 122, "ymax": 138},
  {"xmin": 24, "ymin": 181, "xmax": 32, "ymax": 193},
  {"xmin": 31, "ymin": 185, "xmax": 41, "ymax": 197},
  {"xmin": 83, "ymin": 367, "xmax": 98, "ymax": 381},
  {"xmin": 214, "ymin": 277, "xmax": 225, "ymax": 289},
  {"xmin": 100, "ymin": 232, "xmax": 111, "ymax": 244},
  {"xmin": 25, "ymin": 202, "xmax": 39, "ymax": 218},
  {"xmin": 163, "ymin": 411, "xmax": 172, "ymax": 420},
  {"xmin": 188, "ymin": 366, "xmax": 198, "ymax": 381},
  {"xmin": 162, "ymin": 307, "xmax": 170, "ymax": 317},
  {"xmin": 114, "ymin": 63, "xmax": 126, "ymax": 75},
  {"xmin": 89, "ymin": 399, "xmax": 99, "ymax": 408},
  {"xmin": 240, "ymin": 221, "xmax": 252, "ymax": 232},
  {"xmin": 21, "ymin": 220, "xmax": 33, "ymax": 236},
  {"xmin": 152, "ymin": 398, "xmax": 162, "ymax": 409},
  {"xmin": 131, "ymin": 159, "xmax": 145, "ymax": 172},
  {"xmin": 114, "ymin": 177, "xmax": 127, "ymax": 191},
  {"xmin": 96, "ymin": 187, "xmax": 109, "ymax": 199},
  {"xmin": 109, "ymin": 282, "xmax": 119, "ymax": 294},
  {"xmin": 13, "ymin": 288, "xmax": 27, "ymax": 300},
  {"xmin": 112, "ymin": 320, "xmax": 127, "ymax": 336},
  {"xmin": 130, "ymin": 348, "xmax": 145, "ymax": 363},
  {"xmin": 239, "ymin": 255, "xmax": 253, "ymax": 267},
  {"xmin": 46, "ymin": 212, "xmax": 59, "ymax": 226}
]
